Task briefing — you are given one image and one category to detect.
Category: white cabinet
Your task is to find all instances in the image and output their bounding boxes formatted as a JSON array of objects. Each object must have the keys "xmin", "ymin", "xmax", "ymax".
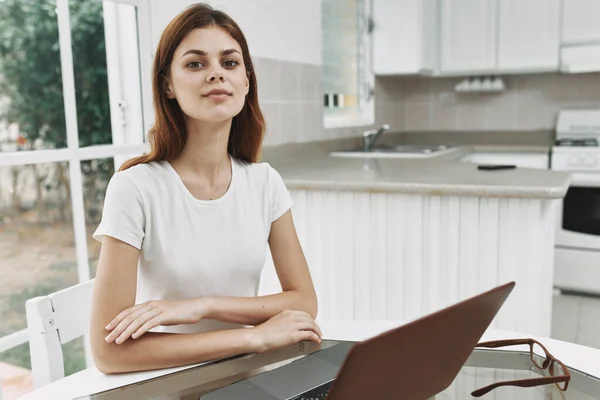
[
  {"xmin": 373, "ymin": 0, "xmax": 587, "ymax": 76},
  {"xmin": 562, "ymin": 0, "xmax": 600, "ymax": 44},
  {"xmin": 439, "ymin": 0, "xmax": 497, "ymax": 74},
  {"xmin": 438, "ymin": 0, "xmax": 560, "ymax": 75},
  {"xmin": 497, "ymin": 0, "xmax": 560, "ymax": 72},
  {"xmin": 259, "ymin": 188, "xmax": 558, "ymax": 337},
  {"xmin": 559, "ymin": 0, "xmax": 600, "ymax": 73},
  {"xmin": 373, "ymin": 0, "xmax": 436, "ymax": 75}
]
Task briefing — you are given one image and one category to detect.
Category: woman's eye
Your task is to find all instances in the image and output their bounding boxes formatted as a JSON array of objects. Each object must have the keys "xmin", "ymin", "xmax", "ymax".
[
  {"xmin": 187, "ymin": 61, "xmax": 203, "ymax": 68},
  {"xmin": 223, "ymin": 59, "xmax": 239, "ymax": 68}
]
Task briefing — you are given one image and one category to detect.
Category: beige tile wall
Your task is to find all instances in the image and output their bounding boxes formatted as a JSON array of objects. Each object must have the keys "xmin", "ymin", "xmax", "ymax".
[
  {"xmin": 254, "ymin": 58, "xmax": 600, "ymax": 147},
  {"xmin": 253, "ymin": 57, "xmax": 324, "ymax": 147},
  {"xmin": 378, "ymin": 73, "xmax": 600, "ymax": 132},
  {"xmin": 255, "ymin": 57, "xmax": 404, "ymax": 148},
  {"xmin": 323, "ymin": 77, "xmax": 405, "ymax": 141}
]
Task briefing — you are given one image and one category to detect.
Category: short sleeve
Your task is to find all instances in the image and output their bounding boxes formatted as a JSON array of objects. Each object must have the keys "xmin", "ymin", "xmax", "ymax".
[
  {"xmin": 92, "ymin": 172, "xmax": 145, "ymax": 249},
  {"xmin": 268, "ymin": 165, "xmax": 293, "ymax": 222}
]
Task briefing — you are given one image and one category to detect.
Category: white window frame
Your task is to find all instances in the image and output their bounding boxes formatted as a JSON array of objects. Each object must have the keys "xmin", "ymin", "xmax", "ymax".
[
  {"xmin": 0, "ymin": 0, "xmax": 151, "ymax": 361},
  {"xmin": 323, "ymin": 0, "xmax": 375, "ymax": 129}
]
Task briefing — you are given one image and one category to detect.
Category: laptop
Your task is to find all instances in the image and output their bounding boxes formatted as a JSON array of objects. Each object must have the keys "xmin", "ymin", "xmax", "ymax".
[{"xmin": 200, "ymin": 281, "xmax": 515, "ymax": 400}]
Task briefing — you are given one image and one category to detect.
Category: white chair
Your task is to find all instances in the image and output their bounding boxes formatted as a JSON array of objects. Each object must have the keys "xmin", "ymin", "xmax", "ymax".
[{"xmin": 25, "ymin": 279, "xmax": 95, "ymax": 389}]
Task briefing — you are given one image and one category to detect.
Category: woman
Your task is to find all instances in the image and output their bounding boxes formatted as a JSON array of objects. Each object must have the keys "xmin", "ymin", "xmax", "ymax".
[{"xmin": 90, "ymin": 3, "xmax": 321, "ymax": 374}]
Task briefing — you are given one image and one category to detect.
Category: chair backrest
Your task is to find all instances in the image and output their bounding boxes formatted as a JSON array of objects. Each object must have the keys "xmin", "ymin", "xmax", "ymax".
[{"xmin": 25, "ymin": 279, "xmax": 95, "ymax": 389}]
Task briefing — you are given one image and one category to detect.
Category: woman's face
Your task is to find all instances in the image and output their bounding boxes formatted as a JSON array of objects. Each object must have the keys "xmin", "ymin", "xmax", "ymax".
[{"xmin": 166, "ymin": 26, "xmax": 249, "ymax": 124}]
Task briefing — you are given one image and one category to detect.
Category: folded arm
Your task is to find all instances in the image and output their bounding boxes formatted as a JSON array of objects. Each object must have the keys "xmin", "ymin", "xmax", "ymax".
[
  {"xmin": 91, "ymin": 209, "xmax": 319, "ymax": 374},
  {"xmin": 90, "ymin": 236, "xmax": 262, "ymax": 373}
]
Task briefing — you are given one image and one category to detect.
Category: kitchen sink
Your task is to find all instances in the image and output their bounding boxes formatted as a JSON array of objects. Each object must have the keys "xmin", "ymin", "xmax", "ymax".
[{"xmin": 330, "ymin": 144, "xmax": 455, "ymax": 159}]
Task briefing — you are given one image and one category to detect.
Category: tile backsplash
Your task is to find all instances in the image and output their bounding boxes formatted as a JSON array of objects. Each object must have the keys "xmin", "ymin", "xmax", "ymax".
[
  {"xmin": 378, "ymin": 73, "xmax": 600, "ymax": 132},
  {"xmin": 253, "ymin": 57, "xmax": 324, "ymax": 147},
  {"xmin": 254, "ymin": 56, "xmax": 600, "ymax": 148},
  {"xmin": 254, "ymin": 57, "xmax": 402, "ymax": 147}
]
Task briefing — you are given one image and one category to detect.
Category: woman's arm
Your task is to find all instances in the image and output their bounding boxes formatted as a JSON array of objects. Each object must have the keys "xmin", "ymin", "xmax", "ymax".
[
  {"xmin": 90, "ymin": 236, "xmax": 320, "ymax": 374},
  {"xmin": 203, "ymin": 209, "xmax": 318, "ymax": 325}
]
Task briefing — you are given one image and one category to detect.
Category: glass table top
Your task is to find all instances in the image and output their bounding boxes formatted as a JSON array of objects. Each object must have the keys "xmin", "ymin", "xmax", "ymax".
[
  {"xmin": 75, "ymin": 340, "xmax": 600, "ymax": 400},
  {"xmin": 439, "ymin": 348, "xmax": 599, "ymax": 399}
]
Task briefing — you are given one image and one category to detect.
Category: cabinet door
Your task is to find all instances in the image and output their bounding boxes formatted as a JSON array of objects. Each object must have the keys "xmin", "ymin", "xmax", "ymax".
[
  {"xmin": 373, "ymin": 0, "xmax": 435, "ymax": 75},
  {"xmin": 420, "ymin": 0, "xmax": 437, "ymax": 73},
  {"xmin": 439, "ymin": 0, "xmax": 497, "ymax": 74},
  {"xmin": 562, "ymin": 0, "xmax": 600, "ymax": 44},
  {"xmin": 498, "ymin": 0, "xmax": 560, "ymax": 72}
]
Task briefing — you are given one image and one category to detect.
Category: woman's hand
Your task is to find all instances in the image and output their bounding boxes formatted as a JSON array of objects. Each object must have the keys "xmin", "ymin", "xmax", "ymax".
[
  {"xmin": 250, "ymin": 310, "xmax": 322, "ymax": 353},
  {"xmin": 104, "ymin": 299, "xmax": 208, "ymax": 344}
]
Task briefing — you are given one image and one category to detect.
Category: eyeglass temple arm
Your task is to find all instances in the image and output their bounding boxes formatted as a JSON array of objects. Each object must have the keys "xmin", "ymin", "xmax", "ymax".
[
  {"xmin": 471, "ymin": 375, "xmax": 568, "ymax": 397},
  {"xmin": 476, "ymin": 339, "xmax": 532, "ymax": 348}
]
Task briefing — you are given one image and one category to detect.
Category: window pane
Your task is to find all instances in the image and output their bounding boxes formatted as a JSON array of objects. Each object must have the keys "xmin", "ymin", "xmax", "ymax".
[
  {"xmin": 62, "ymin": 336, "xmax": 86, "ymax": 376},
  {"xmin": 322, "ymin": 0, "xmax": 367, "ymax": 120},
  {"xmin": 83, "ymin": 157, "xmax": 115, "ymax": 278},
  {"xmin": 0, "ymin": 0, "xmax": 67, "ymax": 151},
  {"xmin": 0, "ymin": 342, "xmax": 34, "ymax": 396},
  {"xmin": 0, "ymin": 162, "xmax": 77, "ymax": 357},
  {"xmin": 70, "ymin": 0, "xmax": 113, "ymax": 147},
  {"xmin": 0, "ymin": 338, "xmax": 84, "ymax": 397}
]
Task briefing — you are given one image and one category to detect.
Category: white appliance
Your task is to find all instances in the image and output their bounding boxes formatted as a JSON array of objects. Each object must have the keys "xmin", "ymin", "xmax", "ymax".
[{"xmin": 551, "ymin": 109, "xmax": 600, "ymax": 295}]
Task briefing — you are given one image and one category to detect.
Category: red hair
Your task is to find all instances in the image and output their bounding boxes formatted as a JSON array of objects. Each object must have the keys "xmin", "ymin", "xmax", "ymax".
[{"xmin": 120, "ymin": 3, "xmax": 264, "ymax": 171}]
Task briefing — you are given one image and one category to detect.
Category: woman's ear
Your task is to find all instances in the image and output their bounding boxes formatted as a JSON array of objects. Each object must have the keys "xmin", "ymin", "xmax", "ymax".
[
  {"xmin": 163, "ymin": 77, "xmax": 175, "ymax": 99},
  {"xmin": 244, "ymin": 76, "xmax": 250, "ymax": 95}
]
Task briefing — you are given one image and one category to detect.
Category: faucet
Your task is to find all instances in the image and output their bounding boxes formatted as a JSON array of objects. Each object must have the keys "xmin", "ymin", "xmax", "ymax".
[{"xmin": 362, "ymin": 124, "xmax": 390, "ymax": 151}]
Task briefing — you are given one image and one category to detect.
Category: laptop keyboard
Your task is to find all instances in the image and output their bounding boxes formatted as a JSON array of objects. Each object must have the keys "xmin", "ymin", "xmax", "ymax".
[{"xmin": 292, "ymin": 380, "xmax": 334, "ymax": 400}]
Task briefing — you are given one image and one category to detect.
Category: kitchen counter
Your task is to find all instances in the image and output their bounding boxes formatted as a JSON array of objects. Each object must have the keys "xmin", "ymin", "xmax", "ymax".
[
  {"xmin": 265, "ymin": 145, "xmax": 570, "ymax": 199},
  {"xmin": 258, "ymin": 139, "xmax": 566, "ymax": 335}
]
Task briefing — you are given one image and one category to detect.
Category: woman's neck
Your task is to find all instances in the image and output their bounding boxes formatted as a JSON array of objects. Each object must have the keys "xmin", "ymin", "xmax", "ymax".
[{"xmin": 171, "ymin": 118, "xmax": 232, "ymax": 181}]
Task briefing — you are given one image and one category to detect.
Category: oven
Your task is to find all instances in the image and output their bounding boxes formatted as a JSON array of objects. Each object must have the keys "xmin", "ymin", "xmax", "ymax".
[
  {"xmin": 557, "ymin": 174, "xmax": 600, "ymax": 250},
  {"xmin": 551, "ymin": 110, "xmax": 600, "ymax": 295},
  {"xmin": 554, "ymin": 184, "xmax": 600, "ymax": 294}
]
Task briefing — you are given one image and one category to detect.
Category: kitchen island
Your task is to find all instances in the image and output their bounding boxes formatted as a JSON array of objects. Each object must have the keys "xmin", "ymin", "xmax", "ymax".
[{"xmin": 258, "ymin": 145, "xmax": 571, "ymax": 337}]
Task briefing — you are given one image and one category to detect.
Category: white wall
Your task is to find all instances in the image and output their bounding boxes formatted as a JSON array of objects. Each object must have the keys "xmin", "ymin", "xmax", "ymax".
[{"xmin": 149, "ymin": 0, "xmax": 322, "ymax": 65}]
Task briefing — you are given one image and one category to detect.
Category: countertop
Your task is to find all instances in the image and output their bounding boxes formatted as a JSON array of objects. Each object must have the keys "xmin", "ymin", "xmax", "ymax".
[{"xmin": 263, "ymin": 144, "xmax": 571, "ymax": 199}]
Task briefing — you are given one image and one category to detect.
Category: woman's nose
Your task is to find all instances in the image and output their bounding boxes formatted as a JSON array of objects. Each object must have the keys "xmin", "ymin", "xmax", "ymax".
[{"xmin": 207, "ymin": 70, "xmax": 225, "ymax": 83}]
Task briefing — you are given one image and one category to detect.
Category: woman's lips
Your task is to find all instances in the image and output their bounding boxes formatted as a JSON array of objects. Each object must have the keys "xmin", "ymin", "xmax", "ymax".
[
  {"xmin": 205, "ymin": 93, "xmax": 229, "ymax": 100},
  {"xmin": 203, "ymin": 90, "xmax": 231, "ymax": 101}
]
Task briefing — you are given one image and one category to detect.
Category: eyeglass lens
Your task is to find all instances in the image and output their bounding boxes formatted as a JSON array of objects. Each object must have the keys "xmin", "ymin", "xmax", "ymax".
[{"xmin": 530, "ymin": 341, "xmax": 547, "ymax": 369}]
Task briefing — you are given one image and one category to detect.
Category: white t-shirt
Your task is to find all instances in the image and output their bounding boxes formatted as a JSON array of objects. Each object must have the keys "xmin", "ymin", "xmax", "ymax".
[{"xmin": 93, "ymin": 155, "xmax": 293, "ymax": 334}]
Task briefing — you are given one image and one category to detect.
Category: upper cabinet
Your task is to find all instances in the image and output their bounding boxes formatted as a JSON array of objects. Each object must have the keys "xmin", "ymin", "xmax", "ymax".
[
  {"xmin": 373, "ymin": 0, "xmax": 436, "ymax": 75},
  {"xmin": 562, "ymin": 0, "xmax": 600, "ymax": 44},
  {"xmin": 497, "ymin": 0, "xmax": 560, "ymax": 72},
  {"xmin": 373, "ymin": 0, "xmax": 598, "ymax": 76},
  {"xmin": 560, "ymin": 0, "xmax": 600, "ymax": 73},
  {"xmin": 439, "ymin": 0, "xmax": 497, "ymax": 74}
]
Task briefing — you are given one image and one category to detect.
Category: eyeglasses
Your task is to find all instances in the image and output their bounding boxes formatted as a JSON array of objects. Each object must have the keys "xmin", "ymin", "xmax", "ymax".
[{"xmin": 471, "ymin": 338, "xmax": 571, "ymax": 397}]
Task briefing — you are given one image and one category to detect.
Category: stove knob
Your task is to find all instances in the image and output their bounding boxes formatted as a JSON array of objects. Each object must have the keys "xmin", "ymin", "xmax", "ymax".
[
  {"xmin": 568, "ymin": 155, "xmax": 582, "ymax": 166},
  {"xmin": 584, "ymin": 156, "xmax": 598, "ymax": 167}
]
